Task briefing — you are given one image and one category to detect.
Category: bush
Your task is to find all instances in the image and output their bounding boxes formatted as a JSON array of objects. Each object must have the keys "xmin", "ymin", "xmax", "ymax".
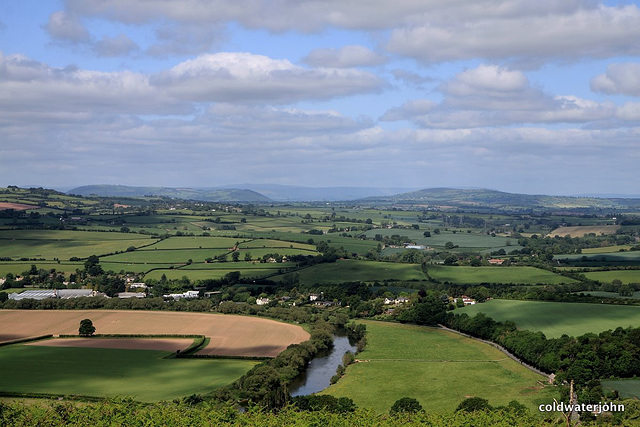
[
  {"xmin": 456, "ymin": 397, "xmax": 492, "ymax": 412},
  {"xmin": 390, "ymin": 397, "xmax": 423, "ymax": 415}
]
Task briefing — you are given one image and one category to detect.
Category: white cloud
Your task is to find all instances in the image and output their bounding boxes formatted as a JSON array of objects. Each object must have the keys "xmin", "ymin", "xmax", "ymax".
[
  {"xmin": 147, "ymin": 23, "xmax": 225, "ymax": 57},
  {"xmin": 386, "ymin": 4, "xmax": 640, "ymax": 64},
  {"xmin": 591, "ymin": 63, "xmax": 640, "ymax": 97},
  {"xmin": 0, "ymin": 51, "xmax": 384, "ymax": 121},
  {"xmin": 152, "ymin": 52, "xmax": 385, "ymax": 103},
  {"xmin": 43, "ymin": 11, "xmax": 91, "ymax": 43},
  {"xmin": 303, "ymin": 45, "xmax": 386, "ymax": 68},
  {"xmin": 93, "ymin": 34, "xmax": 139, "ymax": 57},
  {"xmin": 63, "ymin": 1, "xmax": 640, "ymax": 63},
  {"xmin": 382, "ymin": 64, "xmax": 617, "ymax": 128},
  {"xmin": 0, "ymin": 52, "xmax": 184, "ymax": 116}
]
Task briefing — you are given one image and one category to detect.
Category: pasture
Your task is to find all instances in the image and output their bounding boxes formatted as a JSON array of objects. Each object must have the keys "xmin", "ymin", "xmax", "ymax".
[
  {"xmin": 144, "ymin": 266, "xmax": 286, "ymax": 281},
  {"xmin": 582, "ymin": 245, "xmax": 633, "ymax": 254},
  {"xmin": 426, "ymin": 265, "xmax": 576, "ymax": 285},
  {"xmin": 272, "ymin": 260, "xmax": 427, "ymax": 285},
  {"xmin": 547, "ymin": 225, "xmax": 619, "ymax": 237},
  {"xmin": 322, "ymin": 320, "xmax": 557, "ymax": 413},
  {"xmin": 602, "ymin": 379, "xmax": 640, "ymax": 399},
  {"xmin": 582, "ymin": 269, "xmax": 640, "ymax": 284},
  {"xmin": 363, "ymin": 228, "xmax": 518, "ymax": 252},
  {"xmin": 0, "ymin": 344, "xmax": 257, "ymax": 401},
  {"xmin": 0, "ymin": 310, "xmax": 309, "ymax": 357},
  {"xmin": 457, "ymin": 299, "xmax": 640, "ymax": 338},
  {"xmin": 0, "ymin": 230, "xmax": 158, "ymax": 260},
  {"xmin": 555, "ymin": 252, "xmax": 640, "ymax": 266}
]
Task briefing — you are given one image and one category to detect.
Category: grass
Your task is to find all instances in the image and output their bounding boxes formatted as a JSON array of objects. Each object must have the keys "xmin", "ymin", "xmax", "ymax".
[
  {"xmin": 322, "ymin": 320, "xmax": 557, "ymax": 414},
  {"xmin": 426, "ymin": 265, "xmax": 576, "ymax": 285},
  {"xmin": 143, "ymin": 236, "xmax": 244, "ymax": 250},
  {"xmin": 101, "ymin": 248, "xmax": 230, "ymax": 264},
  {"xmin": 272, "ymin": 260, "xmax": 427, "ymax": 285},
  {"xmin": 582, "ymin": 270, "xmax": 640, "ymax": 284},
  {"xmin": 0, "ymin": 262, "xmax": 84, "ymax": 277},
  {"xmin": 363, "ymin": 228, "xmax": 519, "ymax": 251},
  {"xmin": 582, "ymin": 245, "xmax": 633, "ymax": 254},
  {"xmin": 0, "ymin": 344, "xmax": 257, "ymax": 402},
  {"xmin": 144, "ymin": 267, "xmax": 284, "ymax": 281},
  {"xmin": 457, "ymin": 299, "xmax": 640, "ymax": 338},
  {"xmin": 601, "ymin": 379, "xmax": 640, "ymax": 399},
  {"xmin": 0, "ymin": 230, "xmax": 158, "ymax": 260},
  {"xmin": 575, "ymin": 291, "xmax": 640, "ymax": 299}
]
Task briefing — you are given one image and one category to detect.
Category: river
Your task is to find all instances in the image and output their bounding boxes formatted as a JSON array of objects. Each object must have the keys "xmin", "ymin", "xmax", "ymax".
[{"xmin": 288, "ymin": 334, "xmax": 357, "ymax": 397}]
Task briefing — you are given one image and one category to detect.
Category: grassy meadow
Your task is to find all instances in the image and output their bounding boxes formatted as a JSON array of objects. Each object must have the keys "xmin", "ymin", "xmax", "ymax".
[
  {"xmin": 0, "ymin": 230, "xmax": 158, "ymax": 261},
  {"xmin": 0, "ymin": 344, "xmax": 257, "ymax": 401},
  {"xmin": 602, "ymin": 379, "xmax": 640, "ymax": 399},
  {"xmin": 581, "ymin": 269, "xmax": 640, "ymax": 284},
  {"xmin": 272, "ymin": 260, "xmax": 427, "ymax": 285},
  {"xmin": 458, "ymin": 299, "xmax": 640, "ymax": 338},
  {"xmin": 426, "ymin": 265, "xmax": 576, "ymax": 285},
  {"xmin": 322, "ymin": 321, "xmax": 557, "ymax": 413}
]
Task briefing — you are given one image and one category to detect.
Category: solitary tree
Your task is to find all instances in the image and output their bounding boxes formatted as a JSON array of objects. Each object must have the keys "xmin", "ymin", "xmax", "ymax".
[{"xmin": 79, "ymin": 319, "xmax": 96, "ymax": 336}]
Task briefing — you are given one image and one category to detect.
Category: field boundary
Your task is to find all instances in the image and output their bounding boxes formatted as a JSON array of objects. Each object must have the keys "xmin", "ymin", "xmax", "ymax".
[
  {"xmin": 0, "ymin": 334, "xmax": 53, "ymax": 347},
  {"xmin": 438, "ymin": 325, "xmax": 552, "ymax": 379}
]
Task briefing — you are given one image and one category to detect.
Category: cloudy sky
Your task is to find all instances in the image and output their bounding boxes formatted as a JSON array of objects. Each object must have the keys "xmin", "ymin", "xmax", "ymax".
[{"xmin": 2, "ymin": 0, "xmax": 640, "ymax": 195}]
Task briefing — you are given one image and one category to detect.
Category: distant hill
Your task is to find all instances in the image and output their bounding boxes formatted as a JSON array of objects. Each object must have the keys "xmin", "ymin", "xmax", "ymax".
[
  {"xmin": 361, "ymin": 187, "xmax": 640, "ymax": 211},
  {"xmin": 220, "ymin": 184, "xmax": 419, "ymax": 201},
  {"xmin": 68, "ymin": 185, "xmax": 272, "ymax": 203}
]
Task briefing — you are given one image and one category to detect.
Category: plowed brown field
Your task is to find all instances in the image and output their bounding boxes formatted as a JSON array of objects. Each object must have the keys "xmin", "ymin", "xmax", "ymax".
[
  {"xmin": 26, "ymin": 337, "xmax": 194, "ymax": 352},
  {"xmin": 0, "ymin": 202, "xmax": 37, "ymax": 210},
  {"xmin": 0, "ymin": 310, "xmax": 309, "ymax": 357}
]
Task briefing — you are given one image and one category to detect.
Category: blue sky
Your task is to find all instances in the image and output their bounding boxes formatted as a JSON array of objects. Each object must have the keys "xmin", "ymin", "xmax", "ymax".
[{"xmin": 2, "ymin": 0, "xmax": 640, "ymax": 195}]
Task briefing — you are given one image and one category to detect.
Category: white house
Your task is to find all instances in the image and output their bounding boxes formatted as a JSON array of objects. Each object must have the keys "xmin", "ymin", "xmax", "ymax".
[{"xmin": 256, "ymin": 297, "xmax": 270, "ymax": 306}]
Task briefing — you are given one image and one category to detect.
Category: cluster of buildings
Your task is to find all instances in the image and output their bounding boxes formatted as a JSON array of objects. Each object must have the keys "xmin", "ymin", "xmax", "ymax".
[{"xmin": 8, "ymin": 289, "xmax": 105, "ymax": 301}]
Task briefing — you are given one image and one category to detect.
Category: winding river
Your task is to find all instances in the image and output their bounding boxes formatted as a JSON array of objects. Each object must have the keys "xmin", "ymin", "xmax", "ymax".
[{"xmin": 289, "ymin": 334, "xmax": 358, "ymax": 397}]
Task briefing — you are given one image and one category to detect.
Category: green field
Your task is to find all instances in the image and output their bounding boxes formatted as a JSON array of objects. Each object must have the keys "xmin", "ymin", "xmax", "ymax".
[
  {"xmin": 582, "ymin": 269, "xmax": 640, "ymax": 284},
  {"xmin": 0, "ymin": 261, "xmax": 84, "ymax": 277},
  {"xmin": 0, "ymin": 230, "xmax": 158, "ymax": 260},
  {"xmin": 101, "ymin": 248, "xmax": 230, "ymax": 264},
  {"xmin": 602, "ymin": 379, "xmax": 640, "ymax": 399},
  {"xmin": 273, "ymin": 260, "xmax": 427, "ymax": 285},
  {"xmin": 426, "ymin": 265, "xmax": 576, "ymax": 285},
  {"xmin": 0, "ymin": 343, "xmax": 257, "ymax": 401},
  {"xmin": 458, "ymin": 299, "xmax": 640, "ymax": 338},
  {"xmin": 143, "ymin": 236, "xmax": 244, "ymax": 250},
  {"xmin": 323, "ymin": 321, "xmax": 556, "ymax": 413},
  {"xmin": 363, "ymin": 228, "xmax": 520, "ymax": 252},
  {"xmin": 582, "ymin": 245, "xmax": 633, "ymax": 254},
  {"xmin": 576, "ymin": 291, "xmax": 640, "ymax": 299},
  {"xmin": 144, "ymin": 266, "xmax": 285, "ymax": 281},
  {"xmin": 555, "ymin": 251, "xmax": 640, "ymax": 266}
]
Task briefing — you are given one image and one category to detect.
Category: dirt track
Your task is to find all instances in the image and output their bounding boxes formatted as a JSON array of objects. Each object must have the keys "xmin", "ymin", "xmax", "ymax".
[{"xmin": 0, "ymin": 310, "xmax": 309, "ymax": 357}]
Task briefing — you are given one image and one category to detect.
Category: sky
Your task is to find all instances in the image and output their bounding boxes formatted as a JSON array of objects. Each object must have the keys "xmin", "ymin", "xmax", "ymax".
[{"xmin": 1, "ymin": 0, "xmax": 640, "ymax": 195}]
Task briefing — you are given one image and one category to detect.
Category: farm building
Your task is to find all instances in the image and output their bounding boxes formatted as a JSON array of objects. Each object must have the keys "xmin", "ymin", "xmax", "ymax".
[
  {"xmin": 117, "ymin": 292, "xmax": 146, "ymax": 299},
  {"xmin": 9, "ymin": 289, "xmax": 100, "ymax": 300},
  {"xmin": 164, "ymin": 290, "xmax": 199, "ymax": 300},
  {"xmin": 256, "ymin": 297, "xmax": 271, "ymax": 305},
  {"xmin": 488, "ymin": 259, "xmax": 505, "ymax": 265}
]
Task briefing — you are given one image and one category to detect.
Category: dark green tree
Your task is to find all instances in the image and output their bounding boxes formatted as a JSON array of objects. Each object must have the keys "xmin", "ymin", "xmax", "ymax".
[{"xmin": 79, "ymin": 318, "xmax": 96, "ymax": 336}]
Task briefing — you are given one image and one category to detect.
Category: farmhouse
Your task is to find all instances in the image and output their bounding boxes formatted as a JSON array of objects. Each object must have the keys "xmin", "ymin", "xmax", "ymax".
[
  {"xmin": 256, "ymin": 297, "xmax": 270, "ymax": 305},
  {"xmin": 488, "ymin": 258, "xmax": 505, "ymax": 265},
  {"xmin": 164, "ymin": 290, "xmax": 199, "ymax": 300},
  {"xmin": 384, "ymin": 297, "xmax": 411, "ymax": 305}
]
